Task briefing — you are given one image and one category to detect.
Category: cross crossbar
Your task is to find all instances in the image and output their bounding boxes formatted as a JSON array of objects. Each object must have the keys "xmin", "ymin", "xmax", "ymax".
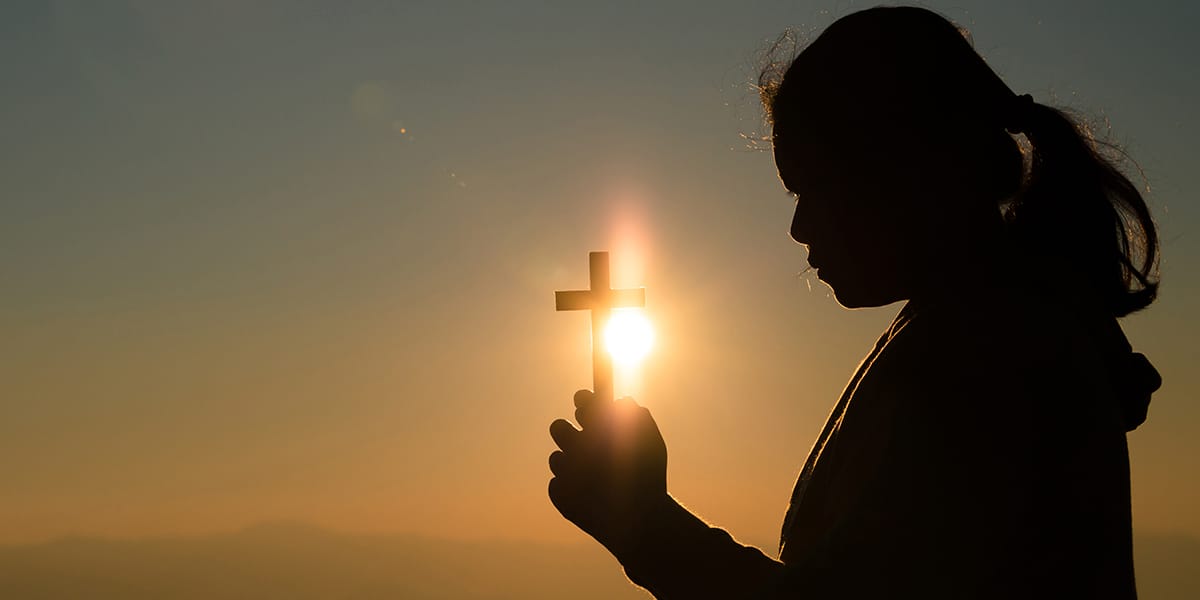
[
  {"xmin": 554, "ymin": 251, "xmax": 646, "ymax": 403},
  {"xmin": 554, "ymin": 288, "xmax": 645, "ymax": 311}
]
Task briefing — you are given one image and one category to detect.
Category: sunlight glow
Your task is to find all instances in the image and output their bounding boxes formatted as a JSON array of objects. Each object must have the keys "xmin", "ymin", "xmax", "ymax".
[{"xmin": 605, "ymin": 309, "xmax": 655, "ymax": 366}]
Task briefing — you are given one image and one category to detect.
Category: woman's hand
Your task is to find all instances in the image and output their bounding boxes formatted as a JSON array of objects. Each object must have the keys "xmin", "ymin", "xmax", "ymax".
[{"xmin": 548, "ymin": 390, "xmax": 669, "ymax": 556}]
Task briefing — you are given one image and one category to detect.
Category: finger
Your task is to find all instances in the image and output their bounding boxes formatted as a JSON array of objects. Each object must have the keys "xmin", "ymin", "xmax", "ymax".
[
  {"xmin": 548, "ymin": 476, "xmax": 591, "ymax": 527},
  {"xmin": 548, "ymin": 477, "xmax": 574, "ymax": 516},
  {"xmin": 574, "ymin": 389, "xmax": 612, "ymax": 430},
  {"xmin": 613, "ymin": 395, "xmax": 648, "ymax": 420},
  {"xmin": 575, "ymin": 403, "xmax": 607, "ymax": 430},
  {"xmin": 615, "ymin": 395, "xmax": 639, "ymax": 410},
  {"xmin": 548, "ymin": 450, "xmax": 570, "ymax": 477},
  {"xmin": 549, "ymin": 419, "xmax": 581, "ymax": 451},
  {"xmin": 575, "ymin": 388, "xmax": 604, "ymax": 409}
]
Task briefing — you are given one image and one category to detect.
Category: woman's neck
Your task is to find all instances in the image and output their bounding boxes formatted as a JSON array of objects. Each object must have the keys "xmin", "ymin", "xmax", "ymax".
[{"xmin": 908, "ymin": 215, "xmax": 1010, "ymax": 310}]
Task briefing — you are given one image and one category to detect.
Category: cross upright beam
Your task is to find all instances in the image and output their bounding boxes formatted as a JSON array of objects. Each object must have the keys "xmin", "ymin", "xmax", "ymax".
[{"xmin": 555, "ymin": 251, "xmax": 645, "ymax": 403}]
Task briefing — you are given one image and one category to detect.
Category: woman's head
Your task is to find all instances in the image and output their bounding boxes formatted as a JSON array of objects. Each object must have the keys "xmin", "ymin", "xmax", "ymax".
[{"xmin": 761, "ymin": 6, "xmax": 1158, "ymax": 315}]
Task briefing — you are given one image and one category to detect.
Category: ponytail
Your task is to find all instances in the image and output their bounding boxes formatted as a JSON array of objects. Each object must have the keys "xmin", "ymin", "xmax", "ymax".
[{"xmin": 1003, "ymin": 96, "xmax": 1159, "ymax": 317}]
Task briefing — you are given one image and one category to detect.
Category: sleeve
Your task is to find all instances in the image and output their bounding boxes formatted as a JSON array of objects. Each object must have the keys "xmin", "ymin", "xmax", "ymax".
[{"xmin": 615, "ymin": 496, "xmax": 785, "ymax": 599}]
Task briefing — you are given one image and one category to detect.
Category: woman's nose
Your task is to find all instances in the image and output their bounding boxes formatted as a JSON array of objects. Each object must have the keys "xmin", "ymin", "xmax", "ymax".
[{"xmin": 790, "ymin": 199, "xmax": 819, "ymax": 245}]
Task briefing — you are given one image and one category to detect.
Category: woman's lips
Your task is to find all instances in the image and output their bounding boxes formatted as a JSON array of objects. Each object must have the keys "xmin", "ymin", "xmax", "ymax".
[
  {"xmin": 805, "ymin": 246, "xmax": 826, "ymax": 272},
  {"xmin": 807, "ymin": 255, "xmax": 826, "ymax": 279}
]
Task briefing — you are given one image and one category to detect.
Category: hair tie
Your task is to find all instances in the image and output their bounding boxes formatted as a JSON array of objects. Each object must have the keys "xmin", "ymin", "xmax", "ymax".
[{"xmin": 1005, "ymin": 93, "xmax": 1035, "ymax": 134}]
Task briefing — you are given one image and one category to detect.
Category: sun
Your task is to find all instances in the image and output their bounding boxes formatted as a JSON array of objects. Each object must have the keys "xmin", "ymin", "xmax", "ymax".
[{"xmin": 604, "ymin": 309, "xmax": 655, "ymax": 366}]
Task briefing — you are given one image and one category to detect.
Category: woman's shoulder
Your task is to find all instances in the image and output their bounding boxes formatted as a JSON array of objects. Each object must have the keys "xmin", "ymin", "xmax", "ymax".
[
  {"xmin": 904, "ymin": 279, "xmax": 1079, "ymax": 368},
  {"xmin": 918, "ymin": 264, "xmax": 1117, "ymax": 357},
  {"xmin": 905, "ymin": 276, "xmax": 1141, "ymax": 430}
]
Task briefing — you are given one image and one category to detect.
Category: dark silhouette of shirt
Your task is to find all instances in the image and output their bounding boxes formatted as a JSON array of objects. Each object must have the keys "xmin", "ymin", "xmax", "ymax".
[{"xmin": 616, "ymin": 275, "xmax": 1160, "ymax": 599}]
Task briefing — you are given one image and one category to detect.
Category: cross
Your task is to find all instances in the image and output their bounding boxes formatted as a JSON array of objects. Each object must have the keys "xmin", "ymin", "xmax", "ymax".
[{"xmin": 555, "ymin": 251, "xmax": 646, "ymax": 403}]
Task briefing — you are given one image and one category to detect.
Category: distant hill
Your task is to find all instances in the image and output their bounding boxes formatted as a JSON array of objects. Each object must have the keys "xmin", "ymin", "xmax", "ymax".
[
  {"xmin": 0, "ymin": 522, "xmax": 649, "ymax": 600},
  {"xmin": 0, "ymin": 524, "xmax": 1195, "ymax": 599},
  {"xmin": 1134, "ymin": 533, "xmax": 1200, "ymax": 600}
]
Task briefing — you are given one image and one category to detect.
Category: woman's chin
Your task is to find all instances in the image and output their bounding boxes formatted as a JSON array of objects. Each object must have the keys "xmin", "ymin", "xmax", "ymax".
[{"xmin": 828, "ymin": 280, "xmax": 903, "ymax": 309}]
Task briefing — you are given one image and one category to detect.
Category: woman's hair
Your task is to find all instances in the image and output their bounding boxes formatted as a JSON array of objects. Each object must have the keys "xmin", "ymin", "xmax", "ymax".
[{"xmin": 758, "ymin": 6, "xmax": 1159, "ymax": 318}]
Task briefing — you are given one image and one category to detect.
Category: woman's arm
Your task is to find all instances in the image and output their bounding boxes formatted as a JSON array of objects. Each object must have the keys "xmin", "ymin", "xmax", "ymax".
[{"xmin": 617, "ymin": 495, "xmax": 783, "ymax": 599}]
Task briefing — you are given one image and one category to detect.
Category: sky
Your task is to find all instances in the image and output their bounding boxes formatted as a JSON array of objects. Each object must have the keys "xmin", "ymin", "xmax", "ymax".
[{"xmin": 1, "ymin": 0, "xmax": 1198, "ymax": 563}]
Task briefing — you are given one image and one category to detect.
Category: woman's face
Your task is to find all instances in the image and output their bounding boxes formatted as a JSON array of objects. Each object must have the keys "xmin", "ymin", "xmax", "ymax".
[{"xmin": 774, "ymin": 133, "xmax": 930, "ymax": 308}]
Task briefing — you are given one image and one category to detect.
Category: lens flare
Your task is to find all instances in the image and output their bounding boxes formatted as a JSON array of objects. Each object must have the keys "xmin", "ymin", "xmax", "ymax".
[{"xmin": 604, "ymin": 309, "xmax": 655, "ymax": 366}]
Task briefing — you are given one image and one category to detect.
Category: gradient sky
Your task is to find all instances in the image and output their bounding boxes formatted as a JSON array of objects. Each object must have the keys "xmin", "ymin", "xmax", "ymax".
[{"xmin": 2, "ymin": 0, "xmax": 1197, "ymax": 553}]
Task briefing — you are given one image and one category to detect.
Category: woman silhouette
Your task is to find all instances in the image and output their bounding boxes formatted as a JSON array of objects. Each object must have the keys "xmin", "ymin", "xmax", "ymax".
[{"xmin": 547, "ymin": 6, "xmax": 1162, "ymax": 598}]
